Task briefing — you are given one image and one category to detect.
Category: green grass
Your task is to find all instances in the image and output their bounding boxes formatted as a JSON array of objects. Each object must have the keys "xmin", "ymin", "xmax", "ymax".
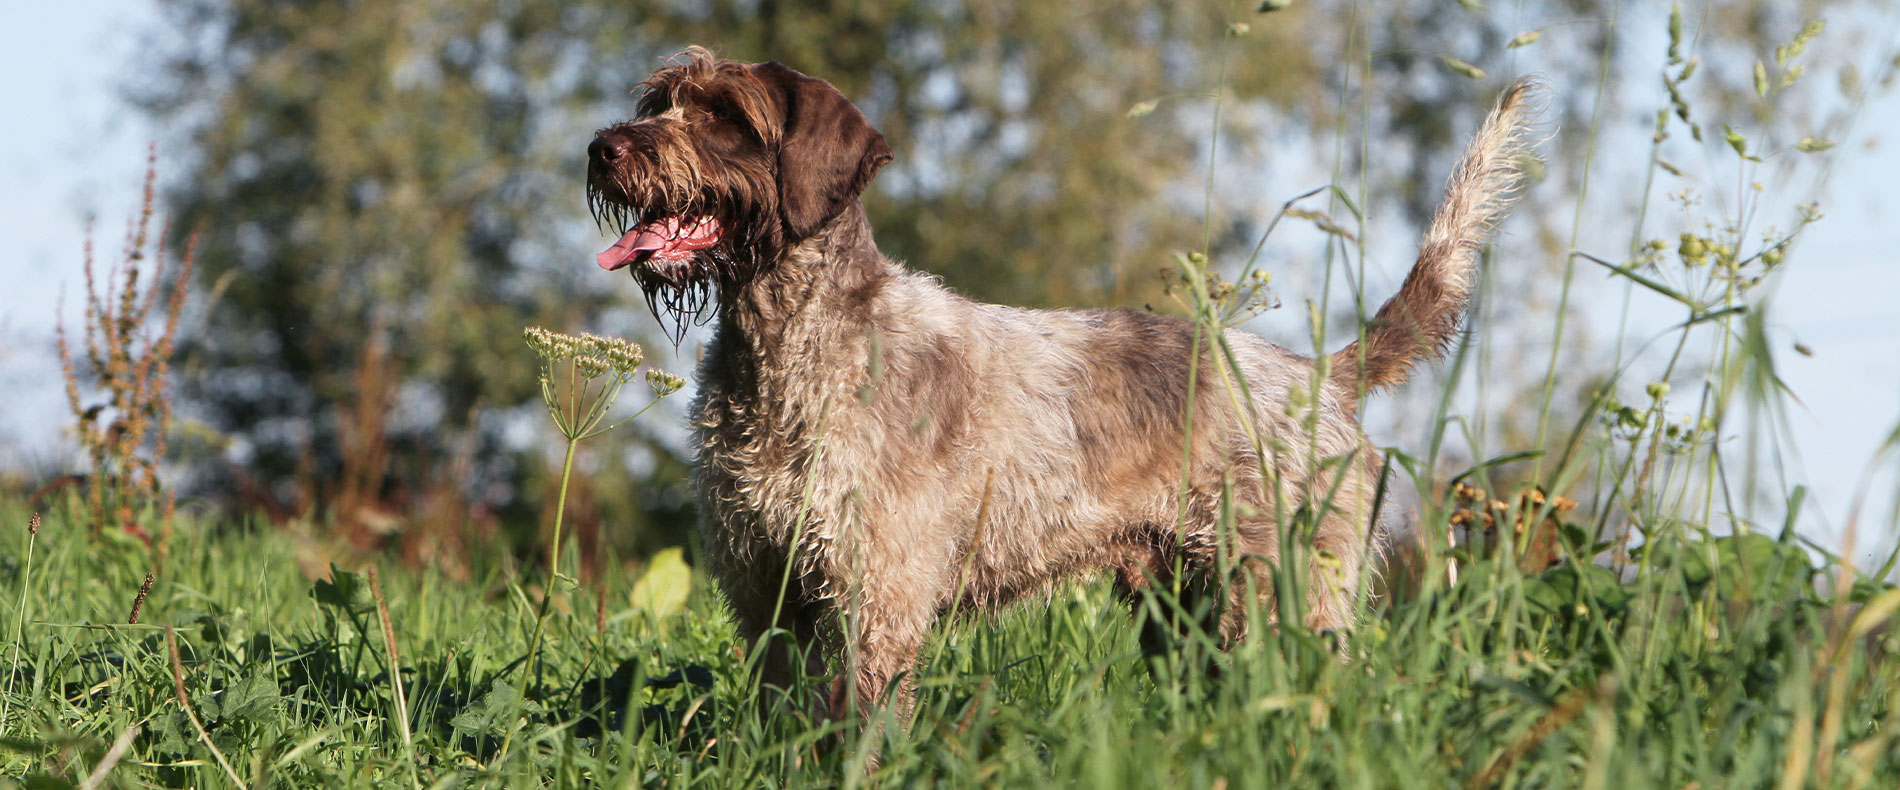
[{"xmin": 1, "ymin": 494, "xmax": 1896, "ymax": 788}]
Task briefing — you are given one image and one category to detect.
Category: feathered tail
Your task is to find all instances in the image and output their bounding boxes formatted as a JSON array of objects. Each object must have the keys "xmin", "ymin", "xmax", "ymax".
[{"xmin": 1331, "ymin": 77, "xmax": 1543, "ymax": 396}]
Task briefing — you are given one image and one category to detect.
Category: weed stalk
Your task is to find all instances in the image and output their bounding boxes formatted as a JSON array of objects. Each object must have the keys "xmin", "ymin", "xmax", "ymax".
[
  {"xmin": 369, "ymin": 566, "xmax": 422, "ymax": 790},
  {"xmin": 55, "ymin": 150, "xmax": 192, "ymax": 553},
  {"xmin": 0, "ymin": 512, "xmax": 40, "ymax": 737},
  {"xmin": 166, "ymin": 626, "xmax": 246, "ymax": 787}
]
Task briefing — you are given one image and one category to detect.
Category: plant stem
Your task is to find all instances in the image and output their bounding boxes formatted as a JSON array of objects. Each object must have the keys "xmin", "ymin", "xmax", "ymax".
[
  {"xmin": 494, "ymin": 433, "xmax": 579, "ymax": 769},
  {"xmin": 550, "ymin": 436, "xmax": 578, "ymax": 579},
  {"xmin": 369, "ymin": 566, "xmax": 422, "ymax": 790},
  {"xmin": 1532, "ymin": 2, "xmax": 1621, "ymax": 482},
  {"xmin": 167, "ymin": 627, "xmax": 246, "ymax": 788},
  {"xmin": 0, "ymin": 527, "xmax": 36, "ymax": 736}
]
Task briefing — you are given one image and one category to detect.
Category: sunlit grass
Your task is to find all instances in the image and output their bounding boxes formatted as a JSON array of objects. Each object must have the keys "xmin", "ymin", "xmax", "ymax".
[{"xmin": 1, "ymin": 496, "xmax": 1896, "ymax": 787}]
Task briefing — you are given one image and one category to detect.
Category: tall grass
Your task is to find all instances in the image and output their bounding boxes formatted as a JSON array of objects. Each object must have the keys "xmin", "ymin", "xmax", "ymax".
[
  {"xmin": 1, "ymin": 486, "xmax": 1895, "ymax": 786},
  {"xmin": 4, "ymin": 6, "xmax": 1899, "ymax": 789}
]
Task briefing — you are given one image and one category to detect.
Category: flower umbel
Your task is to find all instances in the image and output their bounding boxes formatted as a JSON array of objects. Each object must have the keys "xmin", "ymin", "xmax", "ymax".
[
  {"xmin": 522, "ymin": 327, "xmax": 663, "ymax": 441},
  {"xmin": 646, "ymin": 369, "xmax": 686, "ymax": 398}
]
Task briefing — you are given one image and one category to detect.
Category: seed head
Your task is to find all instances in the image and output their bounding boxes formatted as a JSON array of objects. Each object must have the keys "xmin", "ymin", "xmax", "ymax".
[
  {"xmin": 587, "ymin": 332, "xmax": 644, "ymax": 373},
  {"xmin": 526, "ymin": 326, "xmax": 646, "ymax": 378},
  {"xmin": 129, "ymin": 571, "xmax": 155, "ymax": 625},
  {"xmin": 29, "ymin": 512, "xmax": 40, "ymax": 536},
  {"xmin": 646, "ymin": 369, "xmax": 686, "ymax": 397},
  {"xmin": 523, "ymin": 326, "xmax": 571, "ymax": 360},
  {"xmin": 576, "ymin": 355, "xmax": 610, "ymax": 378}
]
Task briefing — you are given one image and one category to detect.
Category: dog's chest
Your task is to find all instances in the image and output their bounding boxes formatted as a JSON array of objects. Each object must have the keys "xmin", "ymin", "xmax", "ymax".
[{"xmin": 687, "ymin": 324, "xmax": 870, "ymax": 549}]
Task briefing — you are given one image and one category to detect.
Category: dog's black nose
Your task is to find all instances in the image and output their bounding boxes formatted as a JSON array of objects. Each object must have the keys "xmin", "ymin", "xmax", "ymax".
[{"xmin": 590, "ymin": 133, "xmax": 632, "ymax": 163}]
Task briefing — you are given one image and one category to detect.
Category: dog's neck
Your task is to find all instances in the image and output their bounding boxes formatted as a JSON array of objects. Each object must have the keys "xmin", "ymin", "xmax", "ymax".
[{"xmin": 714, "ymin": 201, "xmax": 891, "ymax": 376}]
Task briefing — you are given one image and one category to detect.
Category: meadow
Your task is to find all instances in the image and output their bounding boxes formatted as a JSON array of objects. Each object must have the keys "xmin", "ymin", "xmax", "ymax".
[
  {"xmin": 2, "ymin": 478, "xmax": 1897, "ymax": 788},
  {"xmin": 7, "ymin": 5, "xmax": 1900, "ymax": 789}
]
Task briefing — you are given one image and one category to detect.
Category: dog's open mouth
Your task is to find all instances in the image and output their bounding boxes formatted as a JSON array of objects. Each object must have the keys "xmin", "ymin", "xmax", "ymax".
[{"xmin": 596, "ymin": 215, "xmax": 724, "ymax": 272}]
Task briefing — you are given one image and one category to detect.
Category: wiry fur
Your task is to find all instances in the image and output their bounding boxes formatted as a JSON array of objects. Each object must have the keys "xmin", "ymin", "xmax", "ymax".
[
  {"xmin": 587, "ymin": 49, "xmax": 1542, "ymax": 722},
  {"xmin": 1333, "ymin": 79, "xmax": 1543, "ymax": 396}
]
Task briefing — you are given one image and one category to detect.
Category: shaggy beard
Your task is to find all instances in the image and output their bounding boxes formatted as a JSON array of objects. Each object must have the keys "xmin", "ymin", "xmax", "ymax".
[
  {"xmin": 635, "ymin": 264, "xmax": 716, "ymax": 346},
  {"xmin": 588, "ymin": 179, "xmax": 779, "ymax": 345},
  {"xmin": 633, "ymin": 244, "xmax": 776, "ymax": 345}
]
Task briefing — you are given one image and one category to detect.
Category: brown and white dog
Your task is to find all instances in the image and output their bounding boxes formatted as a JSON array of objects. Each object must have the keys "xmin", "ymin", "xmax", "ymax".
[{"xmin": 587, "ymin": 47, "xmax": 1538, "ymax": 720}]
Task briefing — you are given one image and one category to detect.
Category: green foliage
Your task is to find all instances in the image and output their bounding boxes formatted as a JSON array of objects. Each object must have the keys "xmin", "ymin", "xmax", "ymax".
[
  {"xmin": 1, "ymin": 499, "xmax": 1896, "ymax": 787},
  {"xmin": 1522, "ymin": 562, "xmax": 1630, "ymax": 616},
  {"xmin": 141, "ymin": 0, "xmax": 689, "ymax": 546},
  {"xmin": 449, "ymin": 680, "xmax": 539, "ymax": 741},
  {"xmin": 310, "ymin": 564, "xmax": 370, "ymax": 615}
]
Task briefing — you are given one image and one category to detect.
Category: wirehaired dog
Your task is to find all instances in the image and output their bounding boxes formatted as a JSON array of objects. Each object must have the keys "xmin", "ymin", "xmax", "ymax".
[{"xmin": 588, "ymin": 47, "xmax": 1539, "ymax": 719}]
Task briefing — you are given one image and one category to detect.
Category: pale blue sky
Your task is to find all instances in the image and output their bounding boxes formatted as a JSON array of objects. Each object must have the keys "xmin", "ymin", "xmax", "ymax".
[{"xmin": 2, "ymin": 4, "xmax": 1895, "ymax": 562}]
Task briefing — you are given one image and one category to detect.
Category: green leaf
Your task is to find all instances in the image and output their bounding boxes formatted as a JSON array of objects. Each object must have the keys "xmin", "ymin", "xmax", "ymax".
[
  {"xmin": 1674, "ymin": 534, "xmax": 1812, "ymax": 601},
  {"xmin": 312, "ymin": 564, "xmax": 369, "ymax": 613},
  {"xmin": 151, "ymin": 710, "xmax": 192, "ymax": 755},
  {"xmin": 450, "ymin": 679, "xmax": 538, "ymax": 737},
  {"xmin": 217, "ymin": 674, "xmax": 283, "ymax": 725},
  {"xmin": 20, "ymin": 773, "xmax": 78, "ymax": 790},
  {"xmin": 1718, "ymin": 534, "xmax": 1811, "ymax": 599},
  {"xmin": 630, "ymin": 547, "xmax": 693, "ymax": 620},
  {"xmin": 1523, "ymin": 564, "xmax": 1630, "ymax": 616}
]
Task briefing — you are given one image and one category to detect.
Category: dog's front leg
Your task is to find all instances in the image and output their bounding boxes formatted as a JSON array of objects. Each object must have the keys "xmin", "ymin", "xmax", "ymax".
[
  {"xmin": 827, "ymin": 562, "xmax": 940, "ymax": 725},
  {"xmin": 715, "ymin": 562, "xmax": 832, "ymax": 717}
]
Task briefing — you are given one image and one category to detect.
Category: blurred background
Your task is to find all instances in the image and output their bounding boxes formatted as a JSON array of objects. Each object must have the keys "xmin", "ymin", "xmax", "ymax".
[{"xmin": 2, "ymin": 0, "xmax": 1896, "ymax": 575}]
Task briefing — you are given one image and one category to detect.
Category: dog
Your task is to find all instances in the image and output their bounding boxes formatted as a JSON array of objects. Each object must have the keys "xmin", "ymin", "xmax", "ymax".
[{"xmin": 588, "ymin": 47, "xmax": 1539, "ymax": 720}]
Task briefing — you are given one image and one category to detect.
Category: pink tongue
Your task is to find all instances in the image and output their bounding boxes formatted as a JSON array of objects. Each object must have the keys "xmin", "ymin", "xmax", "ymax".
[{"xmin": 597, "ymin": 226, "xmax": 670, "ymax": 271}]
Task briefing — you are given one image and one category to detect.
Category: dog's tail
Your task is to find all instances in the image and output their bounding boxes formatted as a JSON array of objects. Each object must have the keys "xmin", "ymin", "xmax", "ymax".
[{"xmin": 1331, "ymin": 77, "xmax": 1542, "ymax": 397}]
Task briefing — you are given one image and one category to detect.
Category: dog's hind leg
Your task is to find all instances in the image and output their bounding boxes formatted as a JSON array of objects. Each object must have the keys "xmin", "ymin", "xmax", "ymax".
[
  {"xmin": 1108, "ymin": 522, "xmax": 1234, "ymax": 676},
  {"xmin": 1232, "ymin": 488, "xmax": 1374, "ymax": 641}
]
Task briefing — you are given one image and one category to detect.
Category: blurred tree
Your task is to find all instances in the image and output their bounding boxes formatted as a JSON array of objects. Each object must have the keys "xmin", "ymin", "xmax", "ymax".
[
  {"xmin": 139, "ymin": 0, "xmax": 1856, "ymax": 560},
  {"xmin": 140, "ymin": 0, "xmax": 686, "ymax": 555}
]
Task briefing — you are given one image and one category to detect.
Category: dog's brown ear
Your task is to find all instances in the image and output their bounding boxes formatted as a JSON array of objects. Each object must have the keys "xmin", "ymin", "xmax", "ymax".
[{"xmin": 747, "ymin": 61, "xmax": 893, "ymax": 240}]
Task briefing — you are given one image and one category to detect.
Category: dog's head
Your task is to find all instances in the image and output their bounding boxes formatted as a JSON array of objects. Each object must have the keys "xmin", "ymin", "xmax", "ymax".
[{"xmin": 587, "ymin": 47, "xmax": 893, "ymax": 333}]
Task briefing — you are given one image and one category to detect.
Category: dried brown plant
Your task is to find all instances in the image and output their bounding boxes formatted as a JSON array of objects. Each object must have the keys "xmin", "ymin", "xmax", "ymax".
[{"xmin": 56, "ymin": 150, "xmax": 193, "ymax": 554}]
